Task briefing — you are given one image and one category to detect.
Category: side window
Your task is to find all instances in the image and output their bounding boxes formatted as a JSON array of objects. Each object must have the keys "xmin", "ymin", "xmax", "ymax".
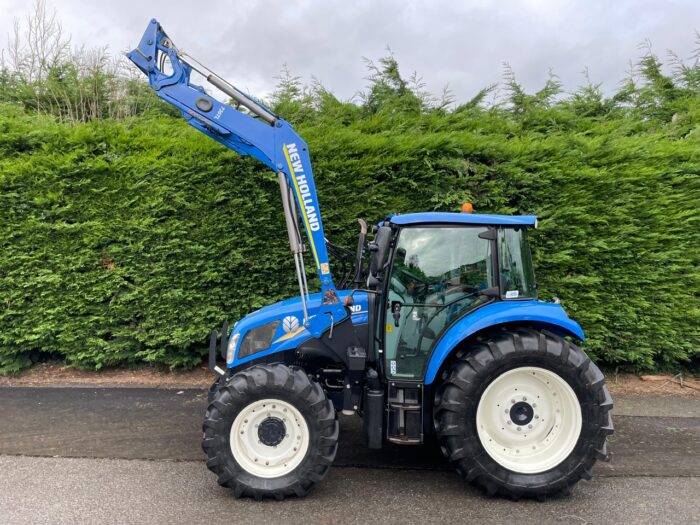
[
  {"xmin": 385, "ymin": 226, "xmax": 494, "ymax": 380},
  {"xmin": 498, "ymin": 228, "xmax": 536, "ymax": 300}
]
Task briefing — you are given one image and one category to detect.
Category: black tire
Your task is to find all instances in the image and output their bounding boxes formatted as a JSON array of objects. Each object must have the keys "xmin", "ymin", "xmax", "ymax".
[
  {"xmin": 434, "ymin": 328, "xmax": 613, "ymax": 499},
  {"xmin": 202, "ymin": 364, "xmax": 338, "ymax": 500},
  {"xmin": 207, "ymin": 375, "xmax": 224, "ymax": 404}
]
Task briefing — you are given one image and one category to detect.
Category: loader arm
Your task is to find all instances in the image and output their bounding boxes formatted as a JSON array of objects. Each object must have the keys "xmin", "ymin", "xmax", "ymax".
[{"xmin": 127, "ymin": 19, "xmax": 343, "ymax": 324}]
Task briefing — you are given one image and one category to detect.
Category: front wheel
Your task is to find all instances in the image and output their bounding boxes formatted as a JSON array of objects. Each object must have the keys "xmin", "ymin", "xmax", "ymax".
[
  {"xmin": 202, "ymin": 364, "xmax": 338, "ymax": 500},
  {"xmin": 434, "ymin": 328, "xmax": 613, "ymax": 499},
  {"xmin": 207, "ymin": 375, "xmax": 224, "ymax": 404}
]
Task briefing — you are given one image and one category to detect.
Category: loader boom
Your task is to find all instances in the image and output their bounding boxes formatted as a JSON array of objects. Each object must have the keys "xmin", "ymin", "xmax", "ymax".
[{"xmin": 127, "ymin": 19, "xmax": 341, "ymax": 322}]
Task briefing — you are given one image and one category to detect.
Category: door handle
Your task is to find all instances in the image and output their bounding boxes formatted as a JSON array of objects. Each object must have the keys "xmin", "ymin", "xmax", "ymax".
[{"xmin": 392, "ymin": 302, "xmax": 401, "ymax": 327}]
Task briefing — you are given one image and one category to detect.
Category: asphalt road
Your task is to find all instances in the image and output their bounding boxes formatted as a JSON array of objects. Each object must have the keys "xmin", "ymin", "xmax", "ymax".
[
  {"xmin": 0, "ymin": 387, "xmax": 698, "ymax": 524},
  {"xmin": 2, "ymin": 456, "xmax": 699, "ymax": 525}
]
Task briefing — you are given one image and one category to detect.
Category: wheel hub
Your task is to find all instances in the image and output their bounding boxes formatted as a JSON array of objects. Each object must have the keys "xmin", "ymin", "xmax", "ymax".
[
  {"xmin": 476, "ymin": 366, "xmax": 583, "ymax": 474},
  {"xmin": 229, "ymin": 399, "xmax": 310, "ymax": 479},
  {"xmin": 258, "ymin": 416, "xmax": 286, "ymax": 447},
  {"xmin": 509, "ymin": 401, "xmax": 534, "ymax": 426}
]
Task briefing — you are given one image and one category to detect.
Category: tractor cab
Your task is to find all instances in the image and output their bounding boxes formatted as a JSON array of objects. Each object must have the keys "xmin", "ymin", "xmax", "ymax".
[
  {"xmin": 370, "ymin": 212, "xmax": 538, "ymax": 383},
  {"xmin": 361, "ymin": 212, "xmax": 557, "ymax": 445}
]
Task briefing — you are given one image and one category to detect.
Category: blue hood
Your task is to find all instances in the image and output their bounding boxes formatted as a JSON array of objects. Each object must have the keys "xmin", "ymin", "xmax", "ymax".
[{"xmin": 228, "ymin": 290, "xmax": 368, "ymax": 367}]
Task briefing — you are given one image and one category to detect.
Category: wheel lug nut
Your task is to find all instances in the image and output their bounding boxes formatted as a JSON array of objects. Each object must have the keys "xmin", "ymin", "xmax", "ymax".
[
  {"xmin": 511, "ymin": 399, "xmax": 516, "ymax": 404},
  {"xmin": 522, "ymin": 396, "xmax": 527, "ymax": 401},
  {"xmin": 505, "ymin": 409, "xmax": 509, "ymax": 414},
  {"xmin": 528, "ymin": 424, "xmax": 533, "ymax": 429},
  {"xmin": 532, "ymin": 403, "xmax": 537, "ymax": 408},
  {"xmin": 517, "ymin": 427, "xmax": 522, "ymax": 431},
  {"xmin": 535, "ymin": 415, "xmax": 539, "ymax": 419},
  {"xmin": 507, "ymin": 421, "xmax": 512, "ymax": 425}
]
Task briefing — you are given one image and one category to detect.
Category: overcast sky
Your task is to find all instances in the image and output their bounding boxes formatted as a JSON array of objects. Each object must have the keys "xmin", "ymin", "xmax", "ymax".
[{"xmin": 1, "ymin": 0, "xmax": 699, "ymax": 104}]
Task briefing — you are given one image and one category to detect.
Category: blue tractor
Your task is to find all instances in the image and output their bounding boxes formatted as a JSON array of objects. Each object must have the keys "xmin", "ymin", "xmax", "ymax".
[{"xmin": 128, "ymin": 20, "xmax": 613, "ymax": 500}]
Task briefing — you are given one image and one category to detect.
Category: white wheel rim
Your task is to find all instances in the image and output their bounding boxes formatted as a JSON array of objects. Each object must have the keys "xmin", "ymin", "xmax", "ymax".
[
  {"xmin": 476, "ymin": 366, "xmax": 582, "ymax": 474},
  {"xmin": 230, "ymin": 399, "xmax": 309, "ymax": 478}
]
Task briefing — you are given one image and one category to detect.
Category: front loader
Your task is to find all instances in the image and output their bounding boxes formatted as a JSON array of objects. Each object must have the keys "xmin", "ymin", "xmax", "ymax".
[{"xmin": 127, "ymin": 20, "xmax": 613, "ymax": 500}]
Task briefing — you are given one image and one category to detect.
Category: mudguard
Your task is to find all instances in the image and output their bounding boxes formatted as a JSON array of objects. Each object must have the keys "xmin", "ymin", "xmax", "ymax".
[{"xmin": 423, "ymin": 300, "xmax": 584, "ymax": 384}]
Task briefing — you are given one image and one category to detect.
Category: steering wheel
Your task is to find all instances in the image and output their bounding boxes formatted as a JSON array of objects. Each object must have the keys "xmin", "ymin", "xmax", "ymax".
[
  {"xmin": 412, "ymin": 289, "xmax": 484, "ymax": 356},
  {"xmin": 394, "ymin": 265, "xmax": 431, "ymax": 286}
]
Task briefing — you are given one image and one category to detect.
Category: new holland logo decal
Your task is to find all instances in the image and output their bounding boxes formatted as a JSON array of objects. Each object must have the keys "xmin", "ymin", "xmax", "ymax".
[
  {"xmin": 283, "ymin": 143, "xmax": 330, "ymax": 274},
  {"xmin": 284, "ymin": 144, "xmax": 321, "ymax": 233},
  {"xmin": 282, "ymin": 316, "xmax": 300, "ymax": 333},
  {"xmin": 273, "ymin": 315, "xmax": 306, "ymax": 344}
]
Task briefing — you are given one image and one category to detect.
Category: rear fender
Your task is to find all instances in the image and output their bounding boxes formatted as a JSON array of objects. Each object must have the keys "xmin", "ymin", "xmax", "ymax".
[{"xmin": 424, "ymin": 301, "xmax": 584, "ymax": 385}]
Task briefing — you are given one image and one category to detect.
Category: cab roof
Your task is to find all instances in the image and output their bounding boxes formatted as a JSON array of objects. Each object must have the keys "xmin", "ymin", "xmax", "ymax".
[{"xmin": 389, "ymin": 212, "xmax": 537, "ymax": 227}]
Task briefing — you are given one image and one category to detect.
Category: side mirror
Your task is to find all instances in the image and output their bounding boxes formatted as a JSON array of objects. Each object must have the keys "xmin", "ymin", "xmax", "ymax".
[{"xmin": 369, "ymin": 226, "xmax": 392, "ymax": 278}]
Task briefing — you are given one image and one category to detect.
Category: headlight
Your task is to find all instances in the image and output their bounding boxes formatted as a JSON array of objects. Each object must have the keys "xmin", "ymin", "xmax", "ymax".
[
  {"xmin": 237, "ymin": 321, "xmax": 281, "ymax": 359},
  {"xmin": 226, "ymin": 333, "xmax": 240, "ymax": 364}
]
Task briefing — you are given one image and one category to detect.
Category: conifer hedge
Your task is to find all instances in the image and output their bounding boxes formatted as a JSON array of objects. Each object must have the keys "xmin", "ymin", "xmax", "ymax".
[{"xmin": 0, "ymin": 53, "xmax": 699, "ymax": 373}]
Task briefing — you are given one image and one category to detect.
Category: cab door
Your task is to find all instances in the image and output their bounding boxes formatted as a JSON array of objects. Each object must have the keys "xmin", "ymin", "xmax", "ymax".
[{"xmin": 384, "ymin": 226, "xmax": 496, "ymax": 380}]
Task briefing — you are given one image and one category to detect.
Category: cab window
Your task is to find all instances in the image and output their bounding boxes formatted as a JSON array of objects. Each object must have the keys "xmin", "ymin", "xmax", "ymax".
[
  {"xmin": 498, "ymin": 228, "xmax": 536, "ymax": 300},
  {"xmin": 384, "ymin": 226, "xmax": 494, "ymax": 380}
]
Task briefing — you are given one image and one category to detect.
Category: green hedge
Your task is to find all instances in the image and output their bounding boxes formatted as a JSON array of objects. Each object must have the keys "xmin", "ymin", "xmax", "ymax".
[{"xmin": 1, "ymin": 73, "xmax": 699, "ymax": 373}]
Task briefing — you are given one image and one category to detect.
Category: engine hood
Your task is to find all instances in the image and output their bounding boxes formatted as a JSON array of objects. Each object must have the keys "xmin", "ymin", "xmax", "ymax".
[{"xmin": 228, "ymin": 290, "xmax": 369, "ymax": 367}]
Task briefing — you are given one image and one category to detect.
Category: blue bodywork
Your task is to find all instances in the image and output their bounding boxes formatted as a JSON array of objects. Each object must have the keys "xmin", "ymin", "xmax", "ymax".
[
  {"xmin": 128, "ymin": 20, "xmax": 584, "ymax": 385},
  {"xmin": 423, "ymin": 300, "xmax": 583, "ymax": 384},
  {"xmin": 127, "ymin": 19, "xmax": 348, "ymax": 340},
  {"xmin": 227, "ymin": 291, "xmax": 582, "ymax": 379},
  {"xmin": 229, "ymin": 290, "xmax": 369, "ymax": 368},
  {"xmin": 390, "ymin": 212, "xmax": 537, "ymax": 227}
]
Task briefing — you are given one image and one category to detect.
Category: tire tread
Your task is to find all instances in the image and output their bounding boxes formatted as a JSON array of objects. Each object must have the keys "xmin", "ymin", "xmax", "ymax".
[
  {"xmin": 202, "ymin": 363, "xmax": 338, "ymax": 500},
  {"xmin": 434, "ymin": 329, "xmax": 613, "ymax": 500}
]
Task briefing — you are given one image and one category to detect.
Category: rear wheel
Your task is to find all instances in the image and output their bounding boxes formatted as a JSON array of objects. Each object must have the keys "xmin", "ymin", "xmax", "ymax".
[
  {"xmin": 434, "ymin": 328, "xmax": 613, "ymax": 499},
  {"xmin": 202, "ymin": 364, "xmax": 338, "ymax": 500}
]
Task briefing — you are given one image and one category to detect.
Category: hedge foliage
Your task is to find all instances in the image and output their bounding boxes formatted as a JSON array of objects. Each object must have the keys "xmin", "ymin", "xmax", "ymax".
[{"xmin": 1, "ymin": 51, "xmax": 699, "ymax": 374}]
